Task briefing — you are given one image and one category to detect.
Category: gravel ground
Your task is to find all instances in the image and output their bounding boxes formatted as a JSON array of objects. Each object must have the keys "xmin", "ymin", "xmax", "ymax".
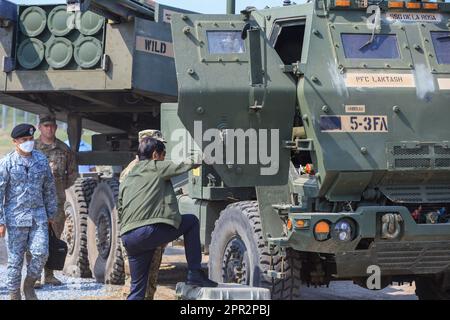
[
  {"xmin": 0, "ymin": 239, "xmax": 418, "ymax": 300},
  {"xmin": 299, "ymin": 281, "xmax": 417, "ymax": 300},
  {"xmin": 0, "ymin": 266, "xmax": 114, "ymax": 300},
  {"xmin": 0, "ymin": 238, "xmax": 120, "ymax": 300}
]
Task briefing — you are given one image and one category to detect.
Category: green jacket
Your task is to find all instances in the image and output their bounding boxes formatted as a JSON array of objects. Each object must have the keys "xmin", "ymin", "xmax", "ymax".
[{"xmin": 118, "ymin": 159, "xmax": 197, "ymax": 236}]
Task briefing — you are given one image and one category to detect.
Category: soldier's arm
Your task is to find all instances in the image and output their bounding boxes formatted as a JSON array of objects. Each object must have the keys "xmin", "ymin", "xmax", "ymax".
[
  {"xmin": 43, "ymin": 162, "xmax": 58, "ymax": 220},
  {"xmin": 0, "ymin": 158, "xmax": 9, "ymax": 225},
  {"xmin": 159, "ymin": 157, "xmax": 201, "ymax": 180},
  {"xmin": 66, "ymin": 149, "xmax": 78, "ymax": 189}
]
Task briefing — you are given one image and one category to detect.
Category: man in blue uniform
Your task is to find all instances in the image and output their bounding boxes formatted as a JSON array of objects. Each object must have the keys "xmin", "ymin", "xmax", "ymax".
[{"xmin": 0, "ymin": 124, "xmax": 57, "ymax": 300}]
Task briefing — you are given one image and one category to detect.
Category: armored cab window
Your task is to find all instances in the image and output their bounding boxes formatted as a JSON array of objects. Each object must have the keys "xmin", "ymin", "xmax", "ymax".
[
  {"xmin": 341, "ymin": 34, "xmax": 400, "ymax": 60},
  {"xmin": 270, "ymin": 20, "xmax": 306, "ymax": 65},
  {"xmin": 430, "ymin": 31, "xmax": 450, "ymax": 65},
  {"xmin": 207, "ymin": 31, "xmax": 245, "ymax": 54},
  {"xmin": 197, "ymin": 22, "xmax": 248, "ymax": 63}
]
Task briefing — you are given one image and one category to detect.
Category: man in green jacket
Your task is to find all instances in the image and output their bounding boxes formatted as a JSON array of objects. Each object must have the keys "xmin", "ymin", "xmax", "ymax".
[{"xmin": 118, "ymin": 137, "xmax": 217, "ymax": 300}]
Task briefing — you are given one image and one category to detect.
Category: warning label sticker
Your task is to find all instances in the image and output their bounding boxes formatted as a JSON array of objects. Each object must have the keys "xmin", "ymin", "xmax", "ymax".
[
  {"xmin": 345, "ymin": 105, "xmax": 366, "ymax": 113},
  {"xmin": 136, "ymin": 36, "xmax": 174, "ymax": 58},
  {"xmin": 385, "ymin": 12, "xmax": 442, "ymax": 23},
  {"xmin": 163, "ymin": 9, "xmax": 178, "ymax": 23},
  {"xmin": 345, "ymin": 73, "xmax": 415, "ymax": 88}
]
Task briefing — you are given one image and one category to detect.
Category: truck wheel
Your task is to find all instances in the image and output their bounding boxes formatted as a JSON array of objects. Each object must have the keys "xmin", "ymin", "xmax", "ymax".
[
  {"xmin": 87, "ymin": 180, "xmax": 125, "ymax": 285},
  {"xmin": 209, "ymin": 201, "xmax": 302, "ymax": 300},
  {"xmin": 62, "ymin": 177, "xmax": 97, "ymax": 278},
  {"xmin": 415, "ymin": 274, "xmax": 450, "ymax": 300}
]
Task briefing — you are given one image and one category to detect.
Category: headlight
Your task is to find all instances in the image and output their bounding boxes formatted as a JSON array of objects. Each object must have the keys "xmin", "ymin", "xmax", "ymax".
[{"xmin": 332, "ymin": 219, "xmax": 356, "ymax": 242}]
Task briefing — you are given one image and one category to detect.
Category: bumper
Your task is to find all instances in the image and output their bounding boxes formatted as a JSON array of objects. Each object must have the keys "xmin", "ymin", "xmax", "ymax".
[
  {"xmin": 276, "ymin": 206, "xmax": 450, "ymax": 278},
  {"xmin": 334, "ymin": 240, "xmax": 450, "ymax": 278}
]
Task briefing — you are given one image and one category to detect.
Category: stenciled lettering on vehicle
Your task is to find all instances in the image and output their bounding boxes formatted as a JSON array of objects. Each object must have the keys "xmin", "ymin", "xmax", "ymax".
[
  {"xmin": 345, "ymin": 73, "xmax": 415, "ymax": 88},
  {"xmin": 320, "ymin": 115, "xmax": 389, "ymax": 133},
  {"xmin": 385, "ymin": 12, "xmax": 442, "ymax": 23},
  {"xmin": 345, "ymin": 105, "xmax": 366, "ymax": 113},
  {"xmin": 135, "ymin": 36, "xmax": 174, "ymax": 58}
]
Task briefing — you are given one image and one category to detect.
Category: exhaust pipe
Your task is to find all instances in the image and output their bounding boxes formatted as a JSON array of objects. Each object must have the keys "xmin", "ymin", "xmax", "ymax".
[{"xmin": 227, "ymin": 0, "xmax": 236, "ymax": 14}]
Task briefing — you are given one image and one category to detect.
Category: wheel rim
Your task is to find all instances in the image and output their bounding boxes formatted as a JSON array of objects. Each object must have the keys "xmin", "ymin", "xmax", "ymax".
[
  {"xmin": 96, "ymin": 205, "xmax": 112, "ymax": 260},
  {"xmin": 222, "ymin": 236, "xmax": 250, "ymax": 285},
  {"xmin": 63, "ymin": 204, "xmax": 76, "ymax": 255}
]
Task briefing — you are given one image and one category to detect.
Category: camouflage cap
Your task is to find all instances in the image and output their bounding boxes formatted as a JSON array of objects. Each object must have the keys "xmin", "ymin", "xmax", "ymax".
[
  {"xmin": 138, "ymin": 129, "xmax": 167, "ymax": 143},
  {"xmin": 39, "ymin": 113, "xmax": 56, "ymax": 125}
]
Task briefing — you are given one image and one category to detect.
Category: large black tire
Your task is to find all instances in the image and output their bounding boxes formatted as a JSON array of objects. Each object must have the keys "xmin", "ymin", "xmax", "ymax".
[
  {"xmin": 415, "ymin": 273, "xmax": 450, "ymax": 300},
  {"xmin": 87, "ymin": 180, "xmax": 125, "ymax": 285},
  {"xmin": 62, "ymin": 177, "xmax": 97, "ymax": 278},
  {"xmin": 209, "ymin": 201, "xmax": 302, "ymax": 300}
]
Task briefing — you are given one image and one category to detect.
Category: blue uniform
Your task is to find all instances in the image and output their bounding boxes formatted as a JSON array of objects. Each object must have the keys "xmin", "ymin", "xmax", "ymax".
[{"xmin": 0, "ymin": 150, "xmax": 57, "ymax": 291}]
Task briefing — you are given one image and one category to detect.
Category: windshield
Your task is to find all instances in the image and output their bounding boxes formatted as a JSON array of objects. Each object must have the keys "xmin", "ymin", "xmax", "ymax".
[
  {"xmin": 341, "ymin": 34, "xmax": 400, "ymax": 59},
  {"xmin": 431, "ymin": 31, "xmax": 450, "ymax": 64}
]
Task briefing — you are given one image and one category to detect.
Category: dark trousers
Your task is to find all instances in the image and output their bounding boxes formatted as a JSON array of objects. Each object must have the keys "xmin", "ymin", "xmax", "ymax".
[{"xmin": 121, "ymin": 214, "xmax": 202, "ymax": 300}]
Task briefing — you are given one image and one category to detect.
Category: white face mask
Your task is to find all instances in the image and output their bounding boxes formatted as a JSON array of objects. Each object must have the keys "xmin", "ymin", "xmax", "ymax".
[{"xmin": 18, "ymin": 140, "xmax": 34, "ymax": 153}]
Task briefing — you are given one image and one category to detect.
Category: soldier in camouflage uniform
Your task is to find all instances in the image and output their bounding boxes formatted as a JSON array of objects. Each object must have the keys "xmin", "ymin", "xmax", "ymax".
[
  {"xmin": 120, "ymin": 129, "xmax": 166, "ymax": 300},
  {"xmin": 34, "ymin": 113, "xmax": 78, "ymax": 285},
  {"xmin": 0, "ymin": 124, "xmax": 58, "ymax": 300}
]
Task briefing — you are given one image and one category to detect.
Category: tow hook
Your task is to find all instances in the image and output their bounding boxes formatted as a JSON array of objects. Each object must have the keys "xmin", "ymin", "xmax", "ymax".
[{"xmin": 381, "ymin": 213, "xmax": 403, "ymax": 239}]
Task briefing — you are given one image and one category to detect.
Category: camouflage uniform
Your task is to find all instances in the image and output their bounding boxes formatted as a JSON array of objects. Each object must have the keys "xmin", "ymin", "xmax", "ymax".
[
  {"xmin": 120, "ymin": 129, "xmax": 166, "ymax": 300},
  {"xmin": 34, "ymin": 137, "xmax": 78, "ymax": 238},
  {"xmin": 0, "ymin": 150, "xmax": 57, "ymax": 292}
]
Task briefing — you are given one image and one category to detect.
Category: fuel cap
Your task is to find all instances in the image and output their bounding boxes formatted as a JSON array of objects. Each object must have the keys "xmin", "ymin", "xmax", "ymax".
[
  {"xmin": 74, "ymin": 36, "xmax": 103, "ymax": 68},
  {"xmin": 46, "ymin": 37, "xmax": 73, "ymax": 69},
  {"xmin": 48, "ymin": 5, "xmax": 75, "ymax": 36},
  {"xmin": 19, "ymin": 6, "xmax": 47, "ymax": 37},
  {"xmin": 79, "ymin": 11, "xmax": 104, "ymax": 36},
  {"xmin": 17, "ymin": 38, "xmax": 45, "ymax": 69}
]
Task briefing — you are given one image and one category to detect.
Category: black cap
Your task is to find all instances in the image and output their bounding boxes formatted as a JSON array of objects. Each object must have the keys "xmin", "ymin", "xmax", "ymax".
[{"xmin": 11, "ymin": 123, "xmax": 36, "ymax": 139}]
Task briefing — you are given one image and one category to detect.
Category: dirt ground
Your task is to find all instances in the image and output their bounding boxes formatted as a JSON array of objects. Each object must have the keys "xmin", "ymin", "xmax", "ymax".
[
  {"xmin": 89, "ymin": 245, "xmax": 205, "ymax": 300},
  {"xmin": 96, "ymin": 245, "xmax": 417, "ymax": 300},
  {"xmin": 0, "ymin": 239, "xmax": 418, "ymax": 300}
]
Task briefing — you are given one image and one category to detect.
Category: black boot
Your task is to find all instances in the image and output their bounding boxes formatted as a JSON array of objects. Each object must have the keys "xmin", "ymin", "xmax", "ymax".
[
  {"xmin": 186, "ymin": 269, "xmax": 218, "ymax": 287},
  {"xmin": 9, "ymin": 289, "xmax": 21, "ymax": 300},
  {"xmin": 23, "ymin": 276, "xmax": 39, "ymax": 300}
]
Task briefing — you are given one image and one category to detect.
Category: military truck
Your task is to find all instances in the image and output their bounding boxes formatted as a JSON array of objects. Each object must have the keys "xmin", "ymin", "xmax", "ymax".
[
  {"xmin": 163, "ymin": 0, "xmax": 450, "ymax": 300},
  {"xmin": 0, "ymin": 0, "xmax": 193, "ymax": 284},
  {"xmin": 1, "ymin": 0, "xmax": 450, "ymax": 300}
]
